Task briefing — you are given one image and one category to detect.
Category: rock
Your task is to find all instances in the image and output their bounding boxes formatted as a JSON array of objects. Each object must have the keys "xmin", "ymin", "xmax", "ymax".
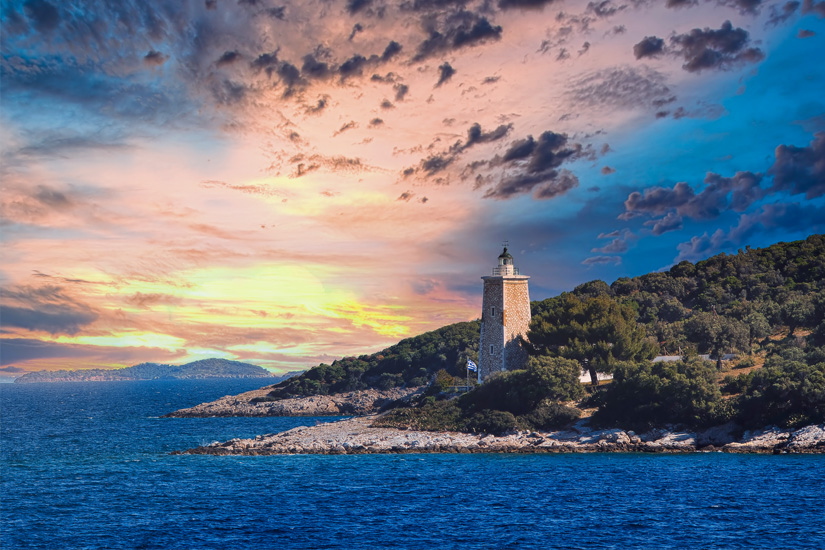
[{"xmin": 696, "ymin": 422, "xmax": 738, "ymax": 447}]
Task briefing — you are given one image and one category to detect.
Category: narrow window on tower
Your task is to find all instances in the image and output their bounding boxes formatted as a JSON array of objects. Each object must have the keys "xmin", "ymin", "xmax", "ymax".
[
  {"xmin": 491, "ymin": 306, "xmax": 496, "ymax": 317},
  {"xmin": 490, "ymin": 344, "xmax": 494, "ymax": 354}
]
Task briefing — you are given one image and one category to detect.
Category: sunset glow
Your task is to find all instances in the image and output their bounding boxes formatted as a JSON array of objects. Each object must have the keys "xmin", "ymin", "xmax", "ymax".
[{"xmin": 1, "ymin": 0, "xmax": 823, "ymax": 375}]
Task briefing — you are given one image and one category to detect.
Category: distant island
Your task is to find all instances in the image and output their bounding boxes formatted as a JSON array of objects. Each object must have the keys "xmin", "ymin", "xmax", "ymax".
[{"xmin": 14, "ymin": 358, "xmax": 282, "ymax": 383}]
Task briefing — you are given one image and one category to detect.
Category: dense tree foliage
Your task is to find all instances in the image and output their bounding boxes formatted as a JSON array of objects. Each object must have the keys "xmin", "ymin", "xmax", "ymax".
[
  {"xmin": 557, "ymin": 234, "xmax": 825, "ymax": 358},
  {"xmin": 734, "ymin": 355, "xmax": 825, "ymax": 428},
  {"xmin": 263, "ymin": 321, "xmax": 480, "ymax": 398},
  {"xmin": 588, "ymin": 359, "xmax": 728, "ymax": 431},
  {"xmin": 375, "ymin": 357, "xmax": 583, "ymax": 435},
  {"xmin": 529, "ymin": 294, "xmax": 657, "ymax": 384}
]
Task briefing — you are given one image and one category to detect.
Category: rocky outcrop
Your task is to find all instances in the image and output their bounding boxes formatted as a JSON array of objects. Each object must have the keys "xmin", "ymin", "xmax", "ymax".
[
  {"xmin": 177, "ymin": 417, "xmax": 825, "ymax": 455},
  {"xmin": 164, "ymin": 387, "xmax": 422, "ymax": 417}
]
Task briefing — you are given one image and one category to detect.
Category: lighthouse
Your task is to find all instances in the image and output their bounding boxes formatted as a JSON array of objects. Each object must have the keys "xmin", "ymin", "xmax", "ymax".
[{"xmin": 478, "ymin": 246, "xmax": 531, "ymax": 382}]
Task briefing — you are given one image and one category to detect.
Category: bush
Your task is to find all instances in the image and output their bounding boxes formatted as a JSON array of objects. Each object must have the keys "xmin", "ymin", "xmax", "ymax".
[
  {"xmin": 518, "ymin": 403, "xmax": 581, "ymax": 431},
  {"xmin": 735, "ymin": 357, "xmax": 825, "ymax": 428},
  {"xmin": 465, "ymin": 410, "xmax": 518, "ymax": 435},
  {"xmin": 590, "ymin": 358, "xmax": 725, "ymax": 431}
]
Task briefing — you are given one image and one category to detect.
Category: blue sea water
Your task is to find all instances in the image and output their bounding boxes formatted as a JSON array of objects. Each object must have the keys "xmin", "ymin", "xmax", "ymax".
[{"xmin": 1, "ymin": 380, "xmax": 824, "ymax": 550}]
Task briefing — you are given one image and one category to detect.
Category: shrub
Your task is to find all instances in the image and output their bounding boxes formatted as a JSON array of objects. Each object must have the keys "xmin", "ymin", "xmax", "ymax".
[
  {"xmin": 735, "ymin": 357, "xmax": 825, "ymax": 428},
  {"xmin": 464, "ymin": 410, "xmax": 518, "ymax": 435},
  {"xmin": 590, "ymin": 358, "xmax": 725, "ymax": 431},
  {"xmin": 518, "ymin": 403, "xmax": 581, "ymax": 431}
]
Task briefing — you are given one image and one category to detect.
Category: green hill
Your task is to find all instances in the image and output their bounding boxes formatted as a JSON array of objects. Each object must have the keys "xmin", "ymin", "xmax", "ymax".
[
  {"xmin": 15, "ymin": 358, "xmax": 278, "ymax": 383},
  {"xmin": 266, "ymin": 235, "xmax": 825, "ymax": 433}
]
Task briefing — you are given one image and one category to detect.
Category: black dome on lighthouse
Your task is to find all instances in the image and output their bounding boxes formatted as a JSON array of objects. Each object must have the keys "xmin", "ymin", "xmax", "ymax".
[{"xmin": 498, "ymin": 247, "xmax": 513, "ymax": 260}]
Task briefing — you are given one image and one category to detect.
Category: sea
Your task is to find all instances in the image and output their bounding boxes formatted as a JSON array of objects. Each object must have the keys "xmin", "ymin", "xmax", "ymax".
[{"xmin": 1, "ymin": 380, "xmax": 823, "ymax": 550}]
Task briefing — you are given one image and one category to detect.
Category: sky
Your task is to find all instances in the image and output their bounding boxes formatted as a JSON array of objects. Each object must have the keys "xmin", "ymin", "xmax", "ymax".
[{"xmin": 1, "ymin": 0, "xmax": 824, "ymax": 376}]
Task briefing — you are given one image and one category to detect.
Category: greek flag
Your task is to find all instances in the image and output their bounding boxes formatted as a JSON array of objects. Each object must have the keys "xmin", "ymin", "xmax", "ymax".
[{"xmin": 466, "ymin": 359, "xmax": 478, "ymax": 372}]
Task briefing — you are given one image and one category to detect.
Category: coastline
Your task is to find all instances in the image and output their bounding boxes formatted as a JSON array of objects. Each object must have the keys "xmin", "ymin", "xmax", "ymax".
[
  {"xmin": 163, "ymin": 387, "xmax": 423, "ymax": 417},
  {"xmin": 177, "ymin": 416, "xmax": 825, "ymax": 456}
]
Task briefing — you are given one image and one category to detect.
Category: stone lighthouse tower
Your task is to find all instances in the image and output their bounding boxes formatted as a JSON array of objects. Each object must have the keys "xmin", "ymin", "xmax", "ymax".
[{"xmin": 478, "ymin": 246, "xmax": 531, "ymax": 382}]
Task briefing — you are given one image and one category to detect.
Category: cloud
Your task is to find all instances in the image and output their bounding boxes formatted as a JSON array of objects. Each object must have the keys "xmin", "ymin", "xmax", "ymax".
[
  {"xmin": 766, "ymin": 1, "xmax": 800, "ymax": 26},
  {"xmin": 601, "ymin": 166, "xmax": 616, "ymax": 175},
  {"xmin": 669, "ymin": 20, "xmax": 765, "ymax": 72},
  {"xmin": 405, "ymin": 122, "xmax": 513, "ymax": 177},
  {"xmin": 480, "ymin": 130, "xmax": 587, "ymax": 200},
  {"xmin": 382, "ymin": 41, "xmax": 403, "ymax": 61},
  {"xmin": 435, "ymin": 62, "xmax": 456, "ymax": 86},
  {"xmin": 0, "ymin": 366, "xmax": 27, "ymax": 373},
  {"xmin": 622, "ymin": 171, "xmax": 765, "ymax": 221},
  {"xmin": 798, "ymin": 29, "xmax": 816, "ymax": 37},
  {"xmin": 567, "ymin": 66, "xmax": 675, "ymax": 113},
  {"xmin": 582, "ymin": 255, "xmax": 622, "ymax": 265},
  {"xmin": 633, "ymin": 36, "xmax": 665, "ymax": 59},
  {"xmin": 216, "ymin": 50, "xmax": 241, "ymax": 67},
  {"xmin": 143, "ymin": 50, "xmax": 169, "ymax": 66},
  {"xmin": 645, "ymin": 211, "xmax": 683, "ymax": 235},
  {"xmin": 347, "ymin": 0, "xmax": 373, "ymax": 15},
  {"xmin": 803, "ymin": 0, "xmax": 825, "ymax": 16},
  {"xmin": 413, "ymin": 12, "xmax": 502, "ymax": 61},
  {"xmin": 334, "ymin": 120, "xmax": 358, "ymax": 136},
  {"xmin": 23, "ymin": 0, "xmax": 60, "ymax": 33},
  {"xmin": 394, "ymin": 83, "xmax": 410, "ymax": 101},
  {"xmin": 1, "ymin": 285, "xmax": 98, "ymax": 335},
  {"xmin": 498, "ymin": 0, "xmax": 558, "ymax": 9},
  {"xmin": 768, "ymin": 132, "xmax": 825, "ymax": 199}
]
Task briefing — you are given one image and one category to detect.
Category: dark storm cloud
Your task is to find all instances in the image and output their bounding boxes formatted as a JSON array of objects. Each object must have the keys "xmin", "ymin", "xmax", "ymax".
[
  {"xmin": 768, "ymin": 132, "xmax": 825, "ymax": 199},
  {"xmin": 498, "ymin": 0, "xmax": 559, "ymax": 9},
  {"xmin": 347, "ymin": 0, "xmax": 373, "ymax": 15},
  {"xmin": 803, "ymin": 0, "xmax": 825, "ymax": 16},
  {"xmin": 484, "ymin": 169, "xmax": 579, "ymax": 200},
  {"xmin": 381, "ymin": 41, "xmax": 403, "ymax": 61},
  {"xmin": 412, "ymin": 12, "xmax": 502, "ymax": 62},
  {"xmin": 669, "ymin": 21, "xmax": 764, "ymax": 72},
  {"xmin": 265, "ymin": 6, "xmax": 286, "ymax": 19},
  {"xmin": 568, "ymin": 66, "xmax": 675, "ymax": 113},
  {"xmin": 143, "ymin": 50, "xmax": 169, "ymax": 66},
  {"xmin": 645, "ymin": 211, "xmax": 683, "ymax": 235},
  {"xmin": 675, "ymin": 202, "xmax": 825, "ymax": 261},
  {"xmin": 406, "ymin": 122, "xmax": 512, "ymax": 177},
  {"xmin": 23, "ymin": 0, "xmax": 60, "ymax": 33},
  {"xmin": 339, "ymin": 54, "xmax": 368, "ymax": 79},
  {"xmin": 394, "ymin": 83, "xmax": 409, "ymax": 101},
  {"xmin": 1, "ymin": 286, "xmax": 98, "ymax": 335},
  {"xmin": 349, "ymin": 23, "xmax": 364, "ymax": 41},
  {"xmin": 435, "ymin": 62, "xmax": 456, "ymax": 86},
  {"xmin": 216, "ymin": 50, "xmax": 241, "ymax": 67},
  {"xmin": 301, "ymin": 54, "xmax": 331, "ymax": 80},
  {"xmin": 482, "ymin": 131, "xmax": 585, "ymax": 200},
  {"xmin": 622, "ymin": 171, "xmax": 765, "ymax": 221},
  {"xmin": 766, "ymin": 1, "xmax": 800, "ymax": 25},
  {"xmin": 633, "ymin": 36, "xmax": 665, "ymax": 59},
  {"xmin": 464, "ymin": 123, "xmax": 512, "ymax": 148}
]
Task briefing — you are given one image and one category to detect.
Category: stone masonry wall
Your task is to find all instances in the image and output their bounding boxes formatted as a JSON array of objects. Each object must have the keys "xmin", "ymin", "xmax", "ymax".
[{"xmin": 479, "ymin": 276, "xmax": 530, "ymax": 381}]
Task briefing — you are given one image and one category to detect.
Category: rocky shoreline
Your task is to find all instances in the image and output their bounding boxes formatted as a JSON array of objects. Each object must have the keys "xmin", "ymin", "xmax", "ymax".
[
  {"xmin": 177, "ymin": 416, "xmax": 825, "ymax": 455},
  {"xmin": 164, "ymin": 387, "xmax": 422, "ymax": 417}
]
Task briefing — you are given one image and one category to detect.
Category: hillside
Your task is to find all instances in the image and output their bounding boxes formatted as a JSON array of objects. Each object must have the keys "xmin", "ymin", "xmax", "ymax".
[
  {"xmin": 261, "ymin": 235, "xmax": 824, "ymax": 401},
  {"xmin": 14, "ymin": 358, "xmax": 278, "ymax": 383}
]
